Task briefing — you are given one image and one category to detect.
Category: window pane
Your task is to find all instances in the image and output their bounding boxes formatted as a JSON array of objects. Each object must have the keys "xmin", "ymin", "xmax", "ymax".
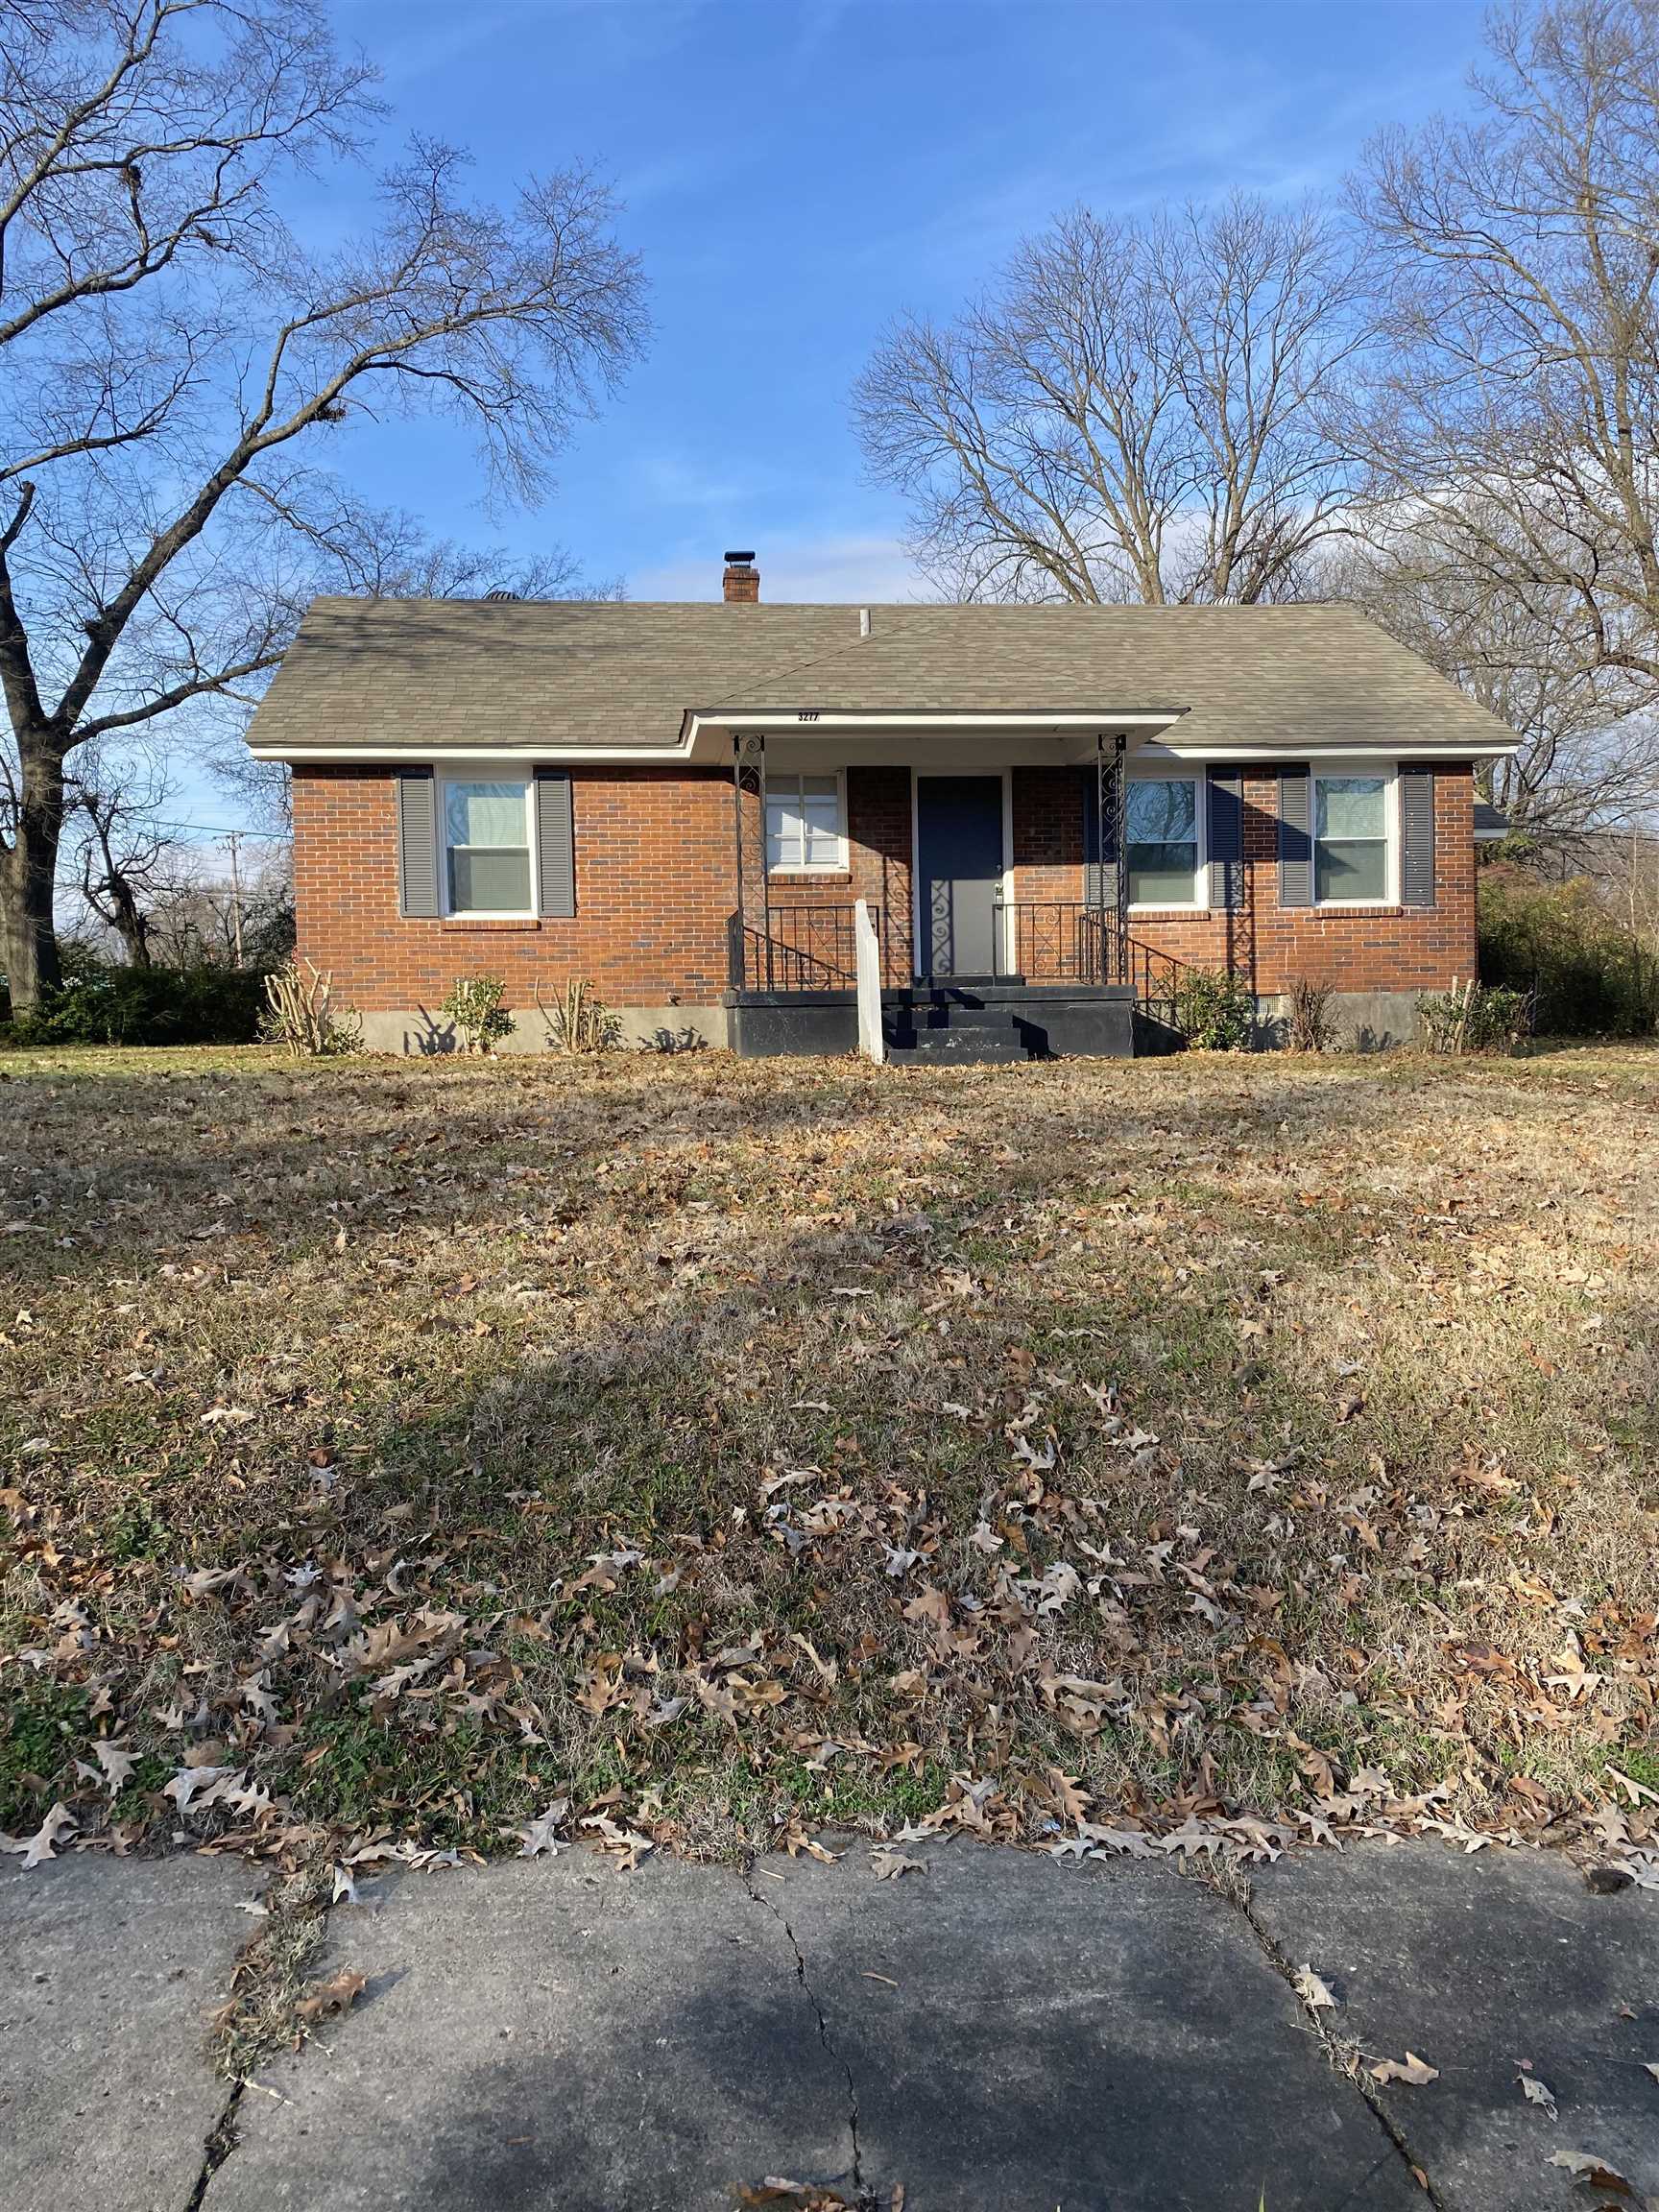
[
  {"xmin": 766, "ymin": 776, "xmax": 840, "ymax": 869},
  {"xmin": 449, "ymin": 847, "xmax": 531, "ymax": 912},
  {"xmin": 1128, "ymin": 779, "xmax": 1197, "ymax": 842},
  {"xmin": 445, "ymin": 781, "xmax": 526, "ymax": 848},
  {"xmin": 1316, "ymin": 777, "xmax": 1385, "ymax": 840},
  {"xmin": 765, "ymin": 798, "xmax": 801, "ymax": 869},
  {"xmin": 1315, "ymin": 839, "xmax": 1387, "ymax": 902},
  {"xmin": 1129, "ymin": 842, "xmax": 1198, "ymax": 904}
]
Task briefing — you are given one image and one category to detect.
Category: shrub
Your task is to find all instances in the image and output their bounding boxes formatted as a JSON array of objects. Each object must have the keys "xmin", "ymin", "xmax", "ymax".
[
  {"xmin": 2, "ymin": 956, "xmax": 264, "ymax": 1046},
  {"xmin": 1286, "ymin": 976, "xmax": 1338, "ymax": 1053},
  {"xmin": 1171, "ymin": 967, "xmax": 1255, "ymax": 1051},
  {"xmin": 442, "ymin": 974, "xmax": 515, "ymax": 1054},
  {"xmin": 1417, "ymin": 977, "xmax": 1533, "ymax": 1055},
  {"xmin": 537, "ymin": 976, "xmax": 620, "ymax": 1055},
  {"xmin": 260, "ymin": 959, "xmax": 362, "ymax": 1057},
  {"xmin": 1479, "ymin": 873, "xmax": 1657, "ymax": 1036}
]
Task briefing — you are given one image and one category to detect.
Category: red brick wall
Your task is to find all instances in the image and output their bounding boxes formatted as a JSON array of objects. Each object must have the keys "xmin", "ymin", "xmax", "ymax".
[
  {"xmin": 294, "ymin": 759, "xmax": 1479, "ymax": 1009},
  {"xmin": 1008, "ymin": 763, "xmax": 1477, "ymax": 995},
  {"xmin": 292, "ymin": 764, "xmax": 735, "ymax": 1009}
]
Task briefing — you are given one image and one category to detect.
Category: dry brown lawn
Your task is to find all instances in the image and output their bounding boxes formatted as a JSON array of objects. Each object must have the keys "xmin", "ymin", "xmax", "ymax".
[{"xmin": 2, "ymin": 1040, "xmax": 1657, "ymax": 1874}]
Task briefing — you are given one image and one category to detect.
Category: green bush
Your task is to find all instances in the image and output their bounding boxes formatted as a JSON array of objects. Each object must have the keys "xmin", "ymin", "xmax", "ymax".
[
  {"xmin": 2, "ymin": 954, "xmax": 264, "ymax": 1046},
  {"xmin": 1417, "ymin": 979, "xmax": 1532, "ymax": 1055},
  {"xmin": 442, "ymin": 974, "xmax": 515, "ymax": 1054},
  {"xmin": 1171, "ymin": 967, "xmax": 1255, "ymax": 1051},
  {"xmin": 1479, "ymin": 873, "xmax": 1657, "ymax": 1036}
]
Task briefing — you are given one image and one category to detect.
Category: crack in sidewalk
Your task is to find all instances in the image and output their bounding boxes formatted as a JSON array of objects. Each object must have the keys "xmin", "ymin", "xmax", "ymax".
[
  {"xmin": 1210, "ymin": 1871, "xmax": 1455, "ymax": 2212},
  {"xmin": 744, "ymin": 1871, "xmax": 877, "ymax": 2210},
  {"xmin": 184, "ymin": 1869, "xmax": 338, "ymax": 2209},
  {"xmin": 183, "ymin": 2076, "xmax": 244, "ymax": 2212}
]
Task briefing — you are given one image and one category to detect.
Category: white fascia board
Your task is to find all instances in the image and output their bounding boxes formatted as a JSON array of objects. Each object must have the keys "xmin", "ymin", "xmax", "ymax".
[
  {"xmin": 1148, "ymin": 738, "xmax": 1520, "ymax": 761},
  {"xmin": 686, "ymin": 709, "xmax": 1186, "ymax": 738},
  {"xmin": 246, "ymin": 740, "xmax": 698, "ymax": 764}
]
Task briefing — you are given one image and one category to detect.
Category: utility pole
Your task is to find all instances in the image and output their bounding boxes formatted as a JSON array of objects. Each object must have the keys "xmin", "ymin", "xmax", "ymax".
[{"xmin": 226, "ymin": 830, "xmax": 245, "ymax": 970}]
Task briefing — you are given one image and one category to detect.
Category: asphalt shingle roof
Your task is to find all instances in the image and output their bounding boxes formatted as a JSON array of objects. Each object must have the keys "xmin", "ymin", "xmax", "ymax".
[{"xmin": 246, "ymin": 596, "xmax": 1517, "ymax": 757}]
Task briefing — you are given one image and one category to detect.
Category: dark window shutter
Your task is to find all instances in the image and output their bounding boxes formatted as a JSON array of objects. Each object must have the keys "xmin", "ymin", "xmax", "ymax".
[
  {"xmin": 396, "ymin": 769, "xmax": 439, "ymax": 918},
  {"xmin": 535, "ymin": 768, "xmax": 575, "ymax": 917},
  {"xmin": 1207, "ymin": 767, "xmax": 1243, "ymax": 909},
  {"xmin": 1081, "ymin": 766, "xmax": 1118, "ymax": 909},
  {"xmin": 1278, "ymin": 765, "xmax": 1311, "ymax": 908},
  {"xmin": 1401, "ymin": 763, "xmax": 1436, "ymax": 907}
]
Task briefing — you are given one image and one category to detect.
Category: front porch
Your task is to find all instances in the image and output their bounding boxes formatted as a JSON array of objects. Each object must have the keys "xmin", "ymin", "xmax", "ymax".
[{"xmin": 718, "ymin": 726, "xmax": 1191, "ymax": 1060}]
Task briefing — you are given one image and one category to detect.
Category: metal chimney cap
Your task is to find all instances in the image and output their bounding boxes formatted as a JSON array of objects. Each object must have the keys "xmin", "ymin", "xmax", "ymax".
[{"xmin": 723, "ymin": 550, "xmax": 756, "ymax": 565}]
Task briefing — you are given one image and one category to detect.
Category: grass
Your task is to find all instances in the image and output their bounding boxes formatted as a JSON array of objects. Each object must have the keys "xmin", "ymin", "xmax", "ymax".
[{"xmin": 1, "ymin": 1039, "xmax": 1656, "ymax": 1867}]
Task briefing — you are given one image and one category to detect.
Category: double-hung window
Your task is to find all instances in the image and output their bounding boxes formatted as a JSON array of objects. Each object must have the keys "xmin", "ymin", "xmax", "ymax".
[
  {"xmin": 442, "ymin": 775, "xmax": 534, "ymax": 915},
  {"xmin": 1314, "ymin": 775, "xmax": 1390, "ymax": 903},
  {"xmin": 765, "ymin": 772, "xmax": 845, "ymax": 872},
  {"xmin": 1127, "ymin": 776, "xmax": 1201, "ymax": 906}
]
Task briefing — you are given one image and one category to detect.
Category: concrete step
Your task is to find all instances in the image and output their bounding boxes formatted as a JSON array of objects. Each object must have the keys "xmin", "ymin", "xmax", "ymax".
[{"xmin": 884, "ymin": 1026, "xmax": 1034, "ymax": 1063}]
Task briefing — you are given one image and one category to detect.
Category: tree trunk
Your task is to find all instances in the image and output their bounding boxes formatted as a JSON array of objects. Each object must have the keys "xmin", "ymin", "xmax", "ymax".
[{"xmin": 1, "ymin": 739, "xmax": 66, "ymax": 1014}]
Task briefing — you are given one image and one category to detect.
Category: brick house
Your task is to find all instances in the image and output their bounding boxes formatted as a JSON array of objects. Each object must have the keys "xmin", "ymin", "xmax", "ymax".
[{"xmin": 246, "ymin": 555, "xmax": 1517, "ymax": 1058}]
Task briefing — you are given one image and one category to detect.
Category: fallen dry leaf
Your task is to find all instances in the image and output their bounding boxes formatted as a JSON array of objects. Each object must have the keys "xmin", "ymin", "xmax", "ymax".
[
  {"xmin": 1546, "ymin": 2148, "xmax": 1638, "ymax": 2194},
  {"xmin": 871, "ymin": 1845, "xmax": 926, "ymax": 1882},
  {"xmin": 1294, "ymin": 1964, "xmax": 1338, "ymax": 2010},
  {"xmin": 1370, "ymin": 2052, "xmax": 1439, "ymax": 2087},
  {"xmin": 0, "ymin": 1803, "xmax": 75, "ymax": 1869},
  {"xmin": 1519, "ymin": 2071, "xmax": 1558, "ymax": 2121},
  {"xmin": 294, "ymin": 1967, "xmax": 367, "ymax": 2026}
]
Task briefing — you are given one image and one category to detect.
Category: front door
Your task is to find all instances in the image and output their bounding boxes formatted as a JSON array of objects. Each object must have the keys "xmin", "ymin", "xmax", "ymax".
[{"xmin": 917, "ymin": 776, "xmax": 1003, "ymax": 979}]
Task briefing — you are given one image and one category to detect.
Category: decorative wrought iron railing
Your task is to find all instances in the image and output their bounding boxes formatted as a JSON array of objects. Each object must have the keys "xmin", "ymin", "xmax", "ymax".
[
  {"xmin": 728, "ymin": 894, "xmax": 1201, "ymax": 1020},
  {"xmin": 991, "ymin": 900, "xmax": 1118, "ymax": 984},
  {"xmin": 993, "ymin": 897, "xmax": 1202, "ymax": 1020},
  {"xmin": 726, "ymin": 902, "xmax": 880, "ymax": 992}
]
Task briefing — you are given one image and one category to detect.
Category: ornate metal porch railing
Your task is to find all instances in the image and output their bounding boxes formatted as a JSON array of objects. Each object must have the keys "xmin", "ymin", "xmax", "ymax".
[
  {"xmin": 991, "ymin": 897, "xmax": 1203, "ymax": 1022},
  {"xmin": 726, "ymin": 902, "xmax": 881, "ymax": 992},
  {"xmin": 991, "ymin": 900, "xmax": 1118, "ymax": 984}
]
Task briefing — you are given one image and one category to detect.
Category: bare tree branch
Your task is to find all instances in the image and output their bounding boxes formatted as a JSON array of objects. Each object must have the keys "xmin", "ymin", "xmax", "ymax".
[
  {"xmin": 0, "ymin": 0, "xmax": 647, "ymax": 1010},
  {"xmin": 854, "ymin": 196, "xmax": 1370, "ymax": 606}
]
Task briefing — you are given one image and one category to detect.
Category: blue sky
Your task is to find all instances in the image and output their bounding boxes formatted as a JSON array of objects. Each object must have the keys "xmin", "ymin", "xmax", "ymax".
[{"xmin": 310, "ymin": 0, "xmax": 1489, "ymax": 606}]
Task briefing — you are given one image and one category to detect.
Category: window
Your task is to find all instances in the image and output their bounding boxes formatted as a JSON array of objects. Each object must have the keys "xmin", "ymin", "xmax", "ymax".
[
  {"xmin": 765, "ymin": 772, "xmax": 845, "ymax": 872},
  {"xmin": 1127, "ymin": 777, "xmax": 1200, "ymax": 905},
  {"xmin": 1314, "ymin": 775, "xmax": 1389, "ymax": 903},
  {"xmin": 443, "ymin": 776, "xmax": 533, "ymax": 914}
]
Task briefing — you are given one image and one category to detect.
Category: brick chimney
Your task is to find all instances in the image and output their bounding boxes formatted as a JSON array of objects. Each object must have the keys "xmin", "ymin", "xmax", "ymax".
[{"xmin": 722, "ymin": 549, "xmax": 758, "ymax": 604}]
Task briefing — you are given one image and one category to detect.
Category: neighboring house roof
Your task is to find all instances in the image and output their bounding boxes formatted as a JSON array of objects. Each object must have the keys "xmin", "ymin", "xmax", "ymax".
[
  {"xmin": 246, "ymin": 596, "xmax": 1520, "ymax": 762},
  {"xmin": 1473, "ymin": 801, "xmax": 1512, "ymax": 840}
]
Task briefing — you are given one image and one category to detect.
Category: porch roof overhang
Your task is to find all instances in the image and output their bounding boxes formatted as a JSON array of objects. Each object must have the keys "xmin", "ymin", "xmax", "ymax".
[{"xmin": 681, "ymin": 707, "xmax": 1187, "ymax": 764}]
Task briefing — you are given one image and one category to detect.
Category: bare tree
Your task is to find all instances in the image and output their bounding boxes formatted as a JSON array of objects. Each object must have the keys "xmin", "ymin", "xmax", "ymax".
[
  {"xmin": 854, "ymin": 195, "xmax": 1369, "ymax": 606},
  {"xmin": 1354, "ymin": 0, "xmax": 1659, "ymax": 702},
  {"xmin": 0, "ymin": 0, "xmax": 647, "ymax": 1012},
  {"xmin": 1328, "ymin": 513, "xmax": 1659, "ymax": 844},
  {"xmin": 64, "ymin": 749, "xmax": 176, "ymax": 964}
]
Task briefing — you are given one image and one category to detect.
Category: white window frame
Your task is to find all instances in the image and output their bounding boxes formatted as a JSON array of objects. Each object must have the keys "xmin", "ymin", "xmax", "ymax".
[
  {"xmin": 1125, "ymin": 769, "xmax": 1205, "ymax": 912},
  {"xmin": 1312, "ymin": 765, "xmax": 1398, "ymax": 910},
  {"xmin": 439, "ymin": 767, "xmax": 538, "ymax": 920},
  {"xmin": 765, "ymin": 768, "xmax": 849, "ymax": 875}
]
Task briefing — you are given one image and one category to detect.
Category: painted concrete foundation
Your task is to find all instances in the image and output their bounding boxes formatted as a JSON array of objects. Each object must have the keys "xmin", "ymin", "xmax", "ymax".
[
  {"xmin": 354, "ymin": 988, "xmax": 1423, "ymax": 1058},
  {"xmin": 358, "ymin": 1004, "xmax": 731, "ymax": 1056}
]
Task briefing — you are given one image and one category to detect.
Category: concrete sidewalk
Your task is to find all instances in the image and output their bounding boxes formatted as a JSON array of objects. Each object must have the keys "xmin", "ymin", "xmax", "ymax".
[{"xmin": 2, "ymin": 1839, "xmax": 1654, "ymax": 2212}]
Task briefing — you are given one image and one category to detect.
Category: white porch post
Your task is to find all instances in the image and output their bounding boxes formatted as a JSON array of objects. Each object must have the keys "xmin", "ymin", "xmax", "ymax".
[{"xmin": 854, "ymin": 898, "xmax": 885, "ymax": 1063}]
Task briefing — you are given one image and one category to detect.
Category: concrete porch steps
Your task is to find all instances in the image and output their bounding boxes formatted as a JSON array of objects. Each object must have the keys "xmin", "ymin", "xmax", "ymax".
[{"xmin": 727, "ymin": 981, "xmax": 1138, "ymax": 1060}]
